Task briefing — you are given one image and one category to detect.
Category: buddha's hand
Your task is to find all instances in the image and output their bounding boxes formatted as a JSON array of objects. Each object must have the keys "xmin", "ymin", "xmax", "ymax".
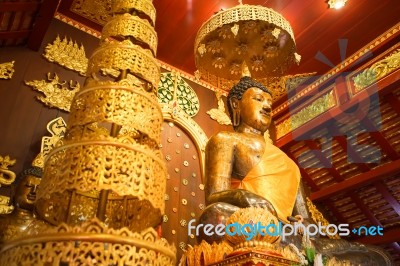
[
  {"xmin": 288, "ymin": 215, "xmax": 304, "ymax": 235},
  {"xmin": 236, "ymin": 190, "xmax": 278, "ymax": 217}
]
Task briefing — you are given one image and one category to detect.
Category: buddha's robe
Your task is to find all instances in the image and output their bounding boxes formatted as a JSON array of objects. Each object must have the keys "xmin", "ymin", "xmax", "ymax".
[{"xmin": 231, "ymin": 143, "xmax": 301, "ymax": 222}]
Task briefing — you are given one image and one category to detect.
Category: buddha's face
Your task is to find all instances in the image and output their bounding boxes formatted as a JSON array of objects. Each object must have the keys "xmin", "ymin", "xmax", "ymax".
[
  {"xmin": 238, "ymin": 87, "xmax": 272, "ymax": 132},
  {"xmin": 15, "ymin": 175, "xmax": 41, "ymax": 211}
]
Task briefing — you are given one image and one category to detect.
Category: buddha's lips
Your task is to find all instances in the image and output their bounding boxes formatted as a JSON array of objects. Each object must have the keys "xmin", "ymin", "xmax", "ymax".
[
  {"xmin": 260, "ymin": 110, "xmax": 270, "ymax": 117},
  {"xmin": 27, "ymin": 194, "xmax": 36, "ymax": 201}
]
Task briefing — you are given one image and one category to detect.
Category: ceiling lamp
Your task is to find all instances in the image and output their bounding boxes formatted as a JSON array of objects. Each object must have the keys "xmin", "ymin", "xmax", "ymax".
[
  {"xmin": 328, "ymin": 0, "xmax": 348, "ymax": 9},
  {"xmin": 194, "ymin": 4, "xmax": 299, "ymax": 88}
]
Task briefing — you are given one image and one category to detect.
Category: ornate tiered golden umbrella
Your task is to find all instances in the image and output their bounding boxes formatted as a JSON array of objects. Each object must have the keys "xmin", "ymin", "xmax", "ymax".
[
  {"xmin": 194, "ymin": 2, "xmax": 300, "ymax": 91},
  {"xmin": 0, "ymin": 0, "xmax": 176, "ymax": 264}
]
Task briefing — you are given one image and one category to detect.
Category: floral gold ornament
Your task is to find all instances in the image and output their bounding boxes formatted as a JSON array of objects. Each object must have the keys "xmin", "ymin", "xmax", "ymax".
[
  {"xmin": 32, "ymin": 117, "xmax": 67, "ymax": 168},
  {"xmin": 2, "ymin": 0, "xmax": 176, "ymax": 264},
  {"xmin": 179, "ymin": 242, "xmax": 187, "ymax": 251},
  {"xmin": 0, "ymin": 61, "xmax": 15, "ymax": 79},
  {"xmin": 180, "ymin": 241, "xmax": 233, "ymax": 266},
  {"xmin": 43, "ymin": 36, "xmax": 88, "ymax": 76},
  {"xmin": 353, "ymin": 49, "xmax": 400, "ymax": 92},
  {"xmin": 0, "ymin": 155, "xmax": 16, "ymax": 187},
  {"xmin": 207, "ymin": 90, "xmax": 232, "ymax": 125},
  {"xmin": 180, "ymin": 219, "xmax": 187, "ymax": 226},
  {"xmin": 25, "ymin": 73, "xmax": 80, "ymax": 112},
  {"xmin": 0, "ymin": 155, "xmax": 17, "ymax": 214},
  {"xmin": 0, "ymin": 195, "xmax": 13, "ymax": 215},
  {"xmin": 158, "ymin": 72, "xmax": 200, "ymax": 117}
]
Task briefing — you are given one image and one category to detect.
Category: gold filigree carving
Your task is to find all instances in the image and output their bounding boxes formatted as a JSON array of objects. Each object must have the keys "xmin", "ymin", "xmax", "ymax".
[
  {"xmin": 25, "ymin": 73, "xmax": 80, "ymax": 112},
  {"xmin": 88, "ymin": 40, "xmax": 160, "ymax": 89},
  {"xmin": 0, "ymin": 61, "xmax": 15, "ymax": 79},
  {"xmin": 101, "ymin": 13, "xmax": 157, "ymax": 55},
  {"xmin": 0, "ymin": 195, "xmax": 13, "ymax": 214},
  {"xmin": 353, "ymin": 49, "xmax": 400, "ymax": 92},
  {"xmin": 158, "ymin": 72, "xmax": 200, "ymax": 117},
  {"xmin": 0, "ymin": 155, "xmax": 16, "ymax": 215},
  {"xmin": 71, "ymin": 0, "xmax": 112, "ymax": 25},
  {"xmin": 112, "ymin": 0, "xmax": 156, "ymax": 26},
  {"xmin": 180, "ymin": 240, "xmax": 233, "ymax": 266},
  {"xmin": 31, "ymin": 117, "xmax": 67, "ymax": 169},
  {"xmin": 306, "ymin": 198, "xmax": 340, "ymax": 239},
  {"xmin": 69, "ymin": 78, "xmax": 162, "ymax": 143},
  {"xmin": 43, "ymin": 36, "xmax": 88, "ymax": 75},
  {"xmin": 0, "ymin": 155, "xmax": 16, "ymax": 187},
  {"xmin": 206, "ymin": 91, "xmax": 232, "ymax": 125},
  {"xmin": 195, "ymin": 4, "xmax": 297, "ymax": 84},
  {"xmin": 0, "ymin": 218, "xmax": 176, "ymax": 265},
  {"xmin": 276, "ymin": 90, "xmax": 336, "ymax": 139}
]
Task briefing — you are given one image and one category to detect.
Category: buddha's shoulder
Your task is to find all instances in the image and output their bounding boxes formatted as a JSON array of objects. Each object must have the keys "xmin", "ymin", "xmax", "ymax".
[{"xmin": 208, "ymin": 131, "xmax": 242, "ymax": 144}]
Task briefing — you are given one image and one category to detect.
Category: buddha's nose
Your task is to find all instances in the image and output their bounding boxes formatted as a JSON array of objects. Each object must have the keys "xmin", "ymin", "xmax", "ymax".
[
  {"xmin": 31, "ymin": 184, "xmax": 38, "ymax": 193},
  {"xmin": 263, "ymin": 105, "xmax": 271, "ymax": 113}
]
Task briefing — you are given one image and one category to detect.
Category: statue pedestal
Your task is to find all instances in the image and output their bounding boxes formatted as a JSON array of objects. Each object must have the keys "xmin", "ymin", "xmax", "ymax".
[{"xmin": 208, "ymin": 250, "xmax": 297, "ymax": 266}]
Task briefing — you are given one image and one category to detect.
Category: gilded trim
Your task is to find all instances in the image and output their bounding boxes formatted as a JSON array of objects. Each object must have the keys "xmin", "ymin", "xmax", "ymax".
[{"xmin": 276, "ymin": 90, "xmax": 336, "ymax": 139}]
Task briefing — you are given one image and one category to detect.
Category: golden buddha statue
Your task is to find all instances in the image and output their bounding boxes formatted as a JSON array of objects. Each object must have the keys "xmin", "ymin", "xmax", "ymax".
[
  {"xmin": 196, "ymin": 76, "xmax": 393, "ymax": 265},
  {"xmin": 0, "ymin": 166, "xmax": 49, "ymax": 244}
]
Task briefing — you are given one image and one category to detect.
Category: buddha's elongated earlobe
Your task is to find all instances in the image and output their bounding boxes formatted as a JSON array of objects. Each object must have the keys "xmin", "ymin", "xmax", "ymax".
[
  {"xmin": 233, "ymin": 109, "xmax": 240, "ymax": 126},
  {"xmin": 230, "ymin": 97, "xmax": 240, "ymax": 126}
]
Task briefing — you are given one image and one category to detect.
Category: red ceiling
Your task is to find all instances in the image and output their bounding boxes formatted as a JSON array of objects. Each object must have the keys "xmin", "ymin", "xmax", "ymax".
[{"xmin": 153, "ymin": 0, "xmax": 400, "ymax": 77}]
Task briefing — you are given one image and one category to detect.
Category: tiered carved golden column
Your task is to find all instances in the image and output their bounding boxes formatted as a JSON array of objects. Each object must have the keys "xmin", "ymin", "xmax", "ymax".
[{"xmin": 0, "ymin": 0, "xmax": 176, "ymax": 264}]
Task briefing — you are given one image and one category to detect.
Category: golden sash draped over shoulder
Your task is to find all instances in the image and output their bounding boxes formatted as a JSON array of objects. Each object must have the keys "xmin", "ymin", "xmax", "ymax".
[{"xmin": 231, "ymin": 143, "xmax": 301, "ymax": 223}]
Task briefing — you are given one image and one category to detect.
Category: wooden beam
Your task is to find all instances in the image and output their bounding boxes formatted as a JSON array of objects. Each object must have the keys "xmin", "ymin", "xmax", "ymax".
[
  {"xmin": 0, "ymin": 1, "xmax": 40, "ymax": 12},
  {"xmin": 386, "ymin": 92, "xmax": 400, "ymax": 112},
  {"xmin": 0, "ymin": 30, "xmax": 30, "ymax": 39},
  {"xmin": 310, "ymin": 159, "xmax": 400, "ymax": 201},
  {"xmin": 329, "ymin": 125, "xmax": 371, "ymax": 172},
  {"xmin": 27, "ymin": 0, "xmax": 61, "ymax": 51},
  {"xmin": 304, "ymin": 140, "xmax": 344, "ymax": 182},
  {"xmin": 374, "ymin": 181, "xmax": 400, "ymax": 216},
  {"xmin": 356, "ymin": 228, "xmax": 400, "ymax": 245},
  {"xmin": 351, "ymin": 194, "xmax": 382, "ymax": 226},
  {"xmin": 360, "ymin": 117, "xmax": 399, "ymax": 161}
]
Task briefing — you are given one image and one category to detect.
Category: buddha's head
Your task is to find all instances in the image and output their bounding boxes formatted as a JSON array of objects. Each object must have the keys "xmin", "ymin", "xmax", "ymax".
[
  {"xmin": 227, "ymin": 76, "xmax": 272, "ymax": 133},
  {"xmin": 14, "ymin": 166, "xmax": 42, "ymax": 211}
]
